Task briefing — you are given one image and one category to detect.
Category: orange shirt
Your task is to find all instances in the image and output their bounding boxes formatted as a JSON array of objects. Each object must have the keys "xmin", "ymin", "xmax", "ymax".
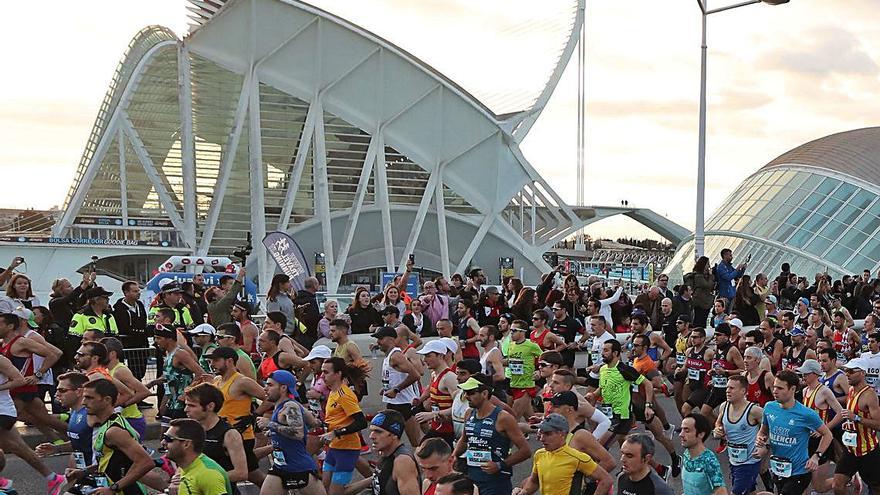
[
  {"xmin": 325, "ymin": 384, "xmax": 363, "ymax": 450},
  {"xmin": 632, "ymin": 354, "xmax": 657, "ymax": 376}
]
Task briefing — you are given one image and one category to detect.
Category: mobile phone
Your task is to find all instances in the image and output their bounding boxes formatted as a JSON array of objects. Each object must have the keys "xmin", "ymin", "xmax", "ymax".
[
  {"xmin": 408, "ymin": 253, "xmax": 415, "ymax": 264},
  {"xmin": 746, "ymin": 254, "xmax": 752, "ymax": 263}
]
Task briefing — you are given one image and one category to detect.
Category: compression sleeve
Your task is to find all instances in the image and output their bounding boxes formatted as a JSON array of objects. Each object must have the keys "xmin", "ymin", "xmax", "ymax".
[{"xmin": 590, "ymin": 407, "xmax": 611, "ymax": 440}]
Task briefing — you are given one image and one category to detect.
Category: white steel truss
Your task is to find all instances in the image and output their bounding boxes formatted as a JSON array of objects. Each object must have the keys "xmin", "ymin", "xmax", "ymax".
[{"xmin": 56, "ymin": 0, "xmax": 686, "ymax": 291}]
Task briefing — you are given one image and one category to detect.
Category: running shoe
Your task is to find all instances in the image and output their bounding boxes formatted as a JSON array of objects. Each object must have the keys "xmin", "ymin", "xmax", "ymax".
[
  {"xmin": 713, "ymin": 438, "xmax": 727, "ymax": 454},
  {"xmin": 670, "ymin": 453, "xmax": 681, "ymax": 478},
  {"xmin": 47, "ymin": 473, "xmax": 64, "ymax": 495},
  {"xmin": 0, "ymin": 478, "xmax": 12, "ymax": 490}
]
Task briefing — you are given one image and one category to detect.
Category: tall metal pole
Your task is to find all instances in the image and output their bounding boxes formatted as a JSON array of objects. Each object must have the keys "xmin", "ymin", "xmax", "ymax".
[{"xmin": 695, "ymin": 4, "xmax": 708, "ymax": 259}]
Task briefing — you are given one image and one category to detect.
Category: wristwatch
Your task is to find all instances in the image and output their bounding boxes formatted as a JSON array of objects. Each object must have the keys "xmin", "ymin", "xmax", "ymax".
[
  {"xmin": 110, "ymin": 482, "xmax": 121, "ymax": 491},
  {"xmin": 644, "ymin": 402, "xmax": 654, "ymax": 409},
  {"xmin": 392, "ymin": 387, "xmax": 400, "ymax": 395},
  {"xmin": 33, "ymin": 371, "xmax": 43, "ymax": 379}
]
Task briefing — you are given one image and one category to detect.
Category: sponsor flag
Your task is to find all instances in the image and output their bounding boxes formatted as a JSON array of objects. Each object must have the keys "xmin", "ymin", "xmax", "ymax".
[{"xmin": 262, "ymin": 231, "xmax": 312, "ymax": 291}]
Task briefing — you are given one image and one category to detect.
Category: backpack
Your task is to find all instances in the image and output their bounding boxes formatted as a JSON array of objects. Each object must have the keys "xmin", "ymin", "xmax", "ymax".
[{"xmin": 711, "ymin": 263, "xmax": 720, "ymax": 293}]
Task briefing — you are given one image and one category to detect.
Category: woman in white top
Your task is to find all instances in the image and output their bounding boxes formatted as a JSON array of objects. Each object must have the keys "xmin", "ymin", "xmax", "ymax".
[{"xmin": 7, "ymin": 274, "xmax": 40, "ymax": 309}]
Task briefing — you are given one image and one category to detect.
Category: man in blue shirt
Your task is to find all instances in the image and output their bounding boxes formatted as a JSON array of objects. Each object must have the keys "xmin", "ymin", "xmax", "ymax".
[
  {"xmin": 715, "ymin": 248, "xmax": 747, "ymax": 304},
  {"xmin": 755, "ymin": 370, "xmax": 833, "ymax": 495}
]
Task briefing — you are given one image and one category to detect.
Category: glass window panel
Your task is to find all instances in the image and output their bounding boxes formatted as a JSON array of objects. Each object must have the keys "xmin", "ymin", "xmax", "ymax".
[
  {"xmin": 734, "ymin": 199, "xmax": 757, "ymax": 217},
  {"xmin": 777, "ymin": 170, "xmax": 802, "ymax": 188},
  {"xmin": 862, "ymin": 238, "xmax": 880, "ymax": 264},
  {"xmin": 731, "ymin": 215, "xmax": 754, "ymax": 231},
  {"xmin": 795, "ymin": 191, "xmax": 827, "ymax": 213},
  {"xmin": 796, "ymin": 173, "xmax": 823, "ymax": 193},
  {"xmin": 834, "ymin": 204, "xmax": 863, "ymax": 226},
  {"xmin": 755, "ymin": 219, "xmax": 782, "ymax": 238},
  {"xmin": 839, "ymin": 227, "xmax": 872, "ymax": 253},
  {"xmin": 788, "ymin": 227, "xmax": 816, "ymax": 249},
  {"xmin": 831, "ymin": 182, "xmax": 857, "ymax": 202},
  {"xmin": 778, "ymin": 186, "xmax": 811, "ymax": 208},
  {"xmin": 817, "ymin": 220, "xmax": 848, "ymax": 245},
  {"xmin": 804, "ymin": 235, "xmax": 834, "ymax": 257},
  {"xmin": 815, "ymin": 177, "xmax": 839, "ymax": 196},
  {"xmin": 855, "ymin": 213, "xmax": 880, "ymax": 236},
  {"xmin": 773, "ymin": 222, "xmax": 799, "ymax": 242},
  {"xmin": 764, "ymin": 184, "xmax": 784, "ymax": 202},
  {"xmin": 815, "ymin": 197, "xmax": 843, "ymax": 219},
  {"xmin": 847, "ymin": 190, "xmax": 874, "ymax": 211},
  {"xmin": 847, "ymin": 253, "xmax": 875, "ymax": 273}
]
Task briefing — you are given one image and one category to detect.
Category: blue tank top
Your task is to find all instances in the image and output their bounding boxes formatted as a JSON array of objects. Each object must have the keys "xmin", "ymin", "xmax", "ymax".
[
  {"xmin": 721, "ymin": 402, "xmax": 759, "ymax": 466},
  {"xmin": 67, "ymin": 406, "xmax": 94, "ymax": 465},
  {"xmin": 820, "ymin": 370, "xmax": 845, "ymax": 398},
  {"xmin": 269, "ymin": 398, "xmax": 317, "ymax": 473},
  {"xmin": 464, "ymin": 406, "xmax": 511, "ymax": 484}
]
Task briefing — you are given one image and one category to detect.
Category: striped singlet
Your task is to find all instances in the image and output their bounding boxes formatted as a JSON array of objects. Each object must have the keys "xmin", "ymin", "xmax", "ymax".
[
  {"xmin": 843, "ymin": 385, "xmax": 879, "ymax": 456},
  {"xmin": 428, "ymin": 368, "xmax": 454, "ymax": 434},
  {"xmin": 802, "ymin": 384, "xmax": 831, "ymax": 423}
]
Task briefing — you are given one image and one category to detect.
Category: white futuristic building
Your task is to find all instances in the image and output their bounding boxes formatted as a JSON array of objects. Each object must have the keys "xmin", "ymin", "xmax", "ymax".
[{"xmin": 11, "ymin": 0, "xmax": 689, "ymax": 293}]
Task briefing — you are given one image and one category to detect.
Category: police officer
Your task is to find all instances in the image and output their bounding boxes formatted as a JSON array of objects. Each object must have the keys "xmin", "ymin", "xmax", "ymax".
[
  {"xmin": 147, "ymin": 281, "xmax": 194, "ymax": 329},
  {"xmin": 68, "ymin": 287, "xmax": 118, "ymax": 362}
]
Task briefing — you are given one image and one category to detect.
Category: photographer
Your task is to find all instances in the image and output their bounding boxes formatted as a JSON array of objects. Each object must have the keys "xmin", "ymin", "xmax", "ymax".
[
  {"xmin": 207, "ymin": 268, "xmax": 244, "ymax": 327},
  {"xmin": 293, "ymin": 277, "xmax": 321, "ymax": 348},
  {"xmin": 49, "ymin": 269, "xmax": 93, "ymax": 329}
]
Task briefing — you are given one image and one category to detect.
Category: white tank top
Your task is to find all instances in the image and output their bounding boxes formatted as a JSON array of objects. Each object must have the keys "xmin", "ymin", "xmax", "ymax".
[
  {"xmin": 382, "ymin": 348, "xmax": 418, "ymax": 405},
  {"xmin": 25, "ymin": 330, "xmax": 53, "ymax": 385},
  {"xmin": 480, "ymin": 347, "xmax": 501, "ymax": 376},
  {"xmin": 0, "ymin": 372, "xmax": 16, "ymax": 417},
  {"xmin": 451, "ymin": 391, "xmax": 469, "ymax": 438}
]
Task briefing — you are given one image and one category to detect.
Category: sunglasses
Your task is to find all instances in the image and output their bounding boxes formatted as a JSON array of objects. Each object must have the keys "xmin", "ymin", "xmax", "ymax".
[
  {"xmin": 464, "ymin": 388, "xmax": 485, "ymax": 395},
  {"xmin": 217, "ymin": 334, "xmax": 234, "ymax": 339},
  {"xmin": 74, "ymin": 352, "xmax": 89, "ymax": 358},
  {"xmin": 537, "ymin": 362, "xmax": 552, "ymax": 368},
  {"xmin": 162, "ymin": 433, "xmax": 188, "ymax": 443},
  {"xmin": 532, "ymin": 317, "xmax": 543, "ymax": 321},
  {"xmin": 56, "ymin": 387, "xmax": 79, "ymax": 393}
]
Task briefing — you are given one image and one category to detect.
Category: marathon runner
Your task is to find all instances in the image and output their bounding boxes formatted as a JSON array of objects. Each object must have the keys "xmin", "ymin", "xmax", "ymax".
[
  {"xmin": 833, "ymin": 357, "xmax": 880, "ymax": 495},
  {"xmin": 350, "ymin": 410, "xmax": 421, "ymax": 495},
  {"xmin": 513, "ymin": 413, "xmax": 612, "ymax": 495},
  {"xmin": 798, "ymin": 359, "xmax": 843, "ymax": 494},
  {"xmin": 713, "ymin": 375, "xmax": 762, "ymax": 495},
  {"xmin": 678, "ymin": 326, "xmax": 713, "ymax": 417},
  {"xmin": 320, "ymin": 357, "xmax": 368, "ymax": 495},
  {"xmin": 183, "ymin": 383, "xmax": 249, "ymax": 487},
  {"xmin": 742, "ymin": 347, "xmax": 774, "ymax": 407},
  {"xmin": 858, "ymin": 331, "xmax": 880, "ymax": 396},
  {"xmin": 414, "ymin": 340, "xmax": 459, "ymax": 447},
  {"xmin": 148, "ymin": 325, "xmax": 209, "ymax": 425},
  {"xmin": 373, "ymin": 326, "xmax": 422, "ymax": 446},
  {"xmin": 595, "ymin": 339, "xmax": 657, "ymax": 449},
  {"xmin": 505, "ymin": 321, "xmax": 543, "ymax": 421},
  {"xmin": 256, "ymin": 370, "xmax": 324, "ymax": 495},
  {"xmin": 755, "ymin": 370, "xmax": 833, "ymax": 495},
  {"xmin": 453, "ymin": 373, "xmax": 531, "ymax": 495},
  {"xmin": 818, "ymin": 347, "xmax": 848, "ymax": 406},
  {"xmin": 617, "ymin": 433, "xmax": 675, "ymax": 495},
  {"xmin": 416, "ymin": 438, "xmax": 458, "ymax": 495},
  {"xmin": 781, "ymin": 327, "xmax": 815, "ymax": 372},
  {"xmin": 830, "ymin": 311, "xmax": 860, "ymax": 366},
  {"xmin": 102, "ymin": 337, "xmax": 151, "ymax": 440},
  {"xmin": 669, "ymin": 315, "xmax": 692, "ymax": 413},
  {"xmin": 704, "ymin": 323, "xmax": 744, "ymax": 424},
  {"xmin": 209, "ymin": 346, "xmax": 267, "ymax": 486},
  {"xmin": 680, "ymin": 412, "xmax": 726, "ymax": 495},
  {"xmin": 585, "ymin": 314, "xmax": 616, "ymax": 394},
  {"xmin": 163, "ymin": 418, "xmax": 232, "ymax": 495}
]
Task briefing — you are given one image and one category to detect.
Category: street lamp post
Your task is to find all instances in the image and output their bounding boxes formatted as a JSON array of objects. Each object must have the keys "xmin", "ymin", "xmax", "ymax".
[{"xmin": 694, "ymin": 0, "xmax": 788, "ymax": 259}]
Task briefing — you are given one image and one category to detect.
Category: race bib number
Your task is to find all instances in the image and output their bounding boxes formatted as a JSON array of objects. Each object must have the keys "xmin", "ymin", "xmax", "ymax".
[
  {"xmin": 676, "ymin": 353, "xmax": 686, "ymax": 366},
  {"xmin": 843, "ymin": 430, "xmax": 858, "ymax": 448},
  {"xmin": 712, "ymin": 374, "xmax": 729, "ymax": 388},
  {"xmin": 308, "ymin": 398, "xmax": 322, "ymax": 415},
  {"xmin": 465, "ymin": 449, "xmax": 492, "ymax": 467},
  {"xmin": 867, "ymin": 375, "xmax": 879, "ymax": 388},
  {"xmin": 509, "ymin": 359, "xmax": 524, "ymax": 375},
  {"xmin": 781, "ymin": 358, "xmax": 789, "ymax": 370},
  {"xmin": 769, "ymin": 456, "xmax": 792, "ymax": 478},
  {"xmin": 94, "ymin": 476, "xmax": 110, "ymax": 488},
  {"xmin": 688, "ymin": 368, "xmax": 701, "ymax": 381},
  {"xmin": 599, "ymin": 404, "xmax": 614, "ymax": 418},
  {"xmin": 72, "ymin": 451, "xmax": 87, "ymax": 469},
  {"xmin": 838, "ymin": 355, "xmax": 849, "ymax": 366},
  {"xmin": 591, "ymin": 352, "xmax": 601, "ymax": 366},
  {"xmin": 272, "ymin": 449, "xmax": 287, "ymax": 466},
  {"xmin": 382, "ymin": 378, "xmax": 390, "ymax": 392},
  {"xmin": 727, "ymin": 443, "xmax": 748, "ymax": 464}
]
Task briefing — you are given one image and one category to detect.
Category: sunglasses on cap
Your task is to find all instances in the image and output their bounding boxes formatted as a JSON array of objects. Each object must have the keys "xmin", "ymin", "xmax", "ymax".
[{"xmin": 162, "ymin": 433, "xmax": 188, "ymax": 443}]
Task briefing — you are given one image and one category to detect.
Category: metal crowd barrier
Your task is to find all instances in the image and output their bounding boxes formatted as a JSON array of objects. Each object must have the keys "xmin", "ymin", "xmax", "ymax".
[{"xmin": 122, "ymin": 347, "xmax": 159, "ymax": 383}]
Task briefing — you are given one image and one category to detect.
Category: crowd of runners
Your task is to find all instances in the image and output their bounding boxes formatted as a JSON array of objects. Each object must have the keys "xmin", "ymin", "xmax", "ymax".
[{"xmin": 0, "ymin": 251, "xmax": 875, "ymax": 495}]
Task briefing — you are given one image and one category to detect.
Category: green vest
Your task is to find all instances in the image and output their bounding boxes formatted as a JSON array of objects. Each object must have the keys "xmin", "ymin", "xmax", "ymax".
[
  {"xmin": 147, "ymin": 305, "xmax": 194, "ymax": 328},
  {"xmin": 69, "ymin": 310, "xmax": 118, "ymax": 337}
]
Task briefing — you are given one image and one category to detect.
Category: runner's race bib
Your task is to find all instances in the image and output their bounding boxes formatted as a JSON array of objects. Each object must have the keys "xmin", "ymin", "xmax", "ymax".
[
  {"xmin": 676, "ymin": 353, "xmax": 686, "ymax": 366},
  {"xmin": 599, "ymin": 403, "xmax": 614, "ymax": 418},
  {"xmin": 769, "ymin": 456, "xmax": 792, "ymax": 478},
  {"xmin": 843, "ymin": 430, "xmax": 858, "ymax": 448},
  {"xmin": 867, "ymin": 375, "xmax": 879, "ymax": 389},
  {"xmin": 465, "ymin": 449, "xmax": 492, "ymax": 467},
  {"xmin": 73, "ymin": 451, "xmax": 87, "ymax": 469},
  {"xmin": 688, "ymin": 368, "xmax": 701, "ymax": 381},
  {"xmin": 712, "ymin": 374, "xmax": 729, "ymax": 388},
  {"xmin": 727, "ymin": 443, "xmax": 749, "ymax": 464},
  {"xmin": 509, "ymin": 359, "xmax": 524, "ymax": 375},
  {"xmin": 272, "ymin": 449, "xmax": 287, "ymax": 466}
]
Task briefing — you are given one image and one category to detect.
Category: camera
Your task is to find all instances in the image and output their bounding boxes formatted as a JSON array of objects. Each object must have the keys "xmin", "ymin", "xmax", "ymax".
[{"xmin": 233, "ymin": 232, "xmax": 253, "ymax": 264}]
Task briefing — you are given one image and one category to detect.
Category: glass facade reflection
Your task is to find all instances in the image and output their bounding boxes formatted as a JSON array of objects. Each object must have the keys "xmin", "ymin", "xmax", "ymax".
[{"xmin": 665, "ymin": 166, "xmax": 880, "ymax": 283}]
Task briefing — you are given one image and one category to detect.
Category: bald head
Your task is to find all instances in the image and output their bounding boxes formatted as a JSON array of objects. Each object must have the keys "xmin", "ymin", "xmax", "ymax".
[
  {"xmin": 304, "ymin": 277, "xmax": 319, "ymax": 292},
  {"xmin": 648, "ymin": 287, "xmax": 660, "ymax": 299},
  {"xmin": 660, "ymin": 297, "xmax": 672, "ymax": 314}
]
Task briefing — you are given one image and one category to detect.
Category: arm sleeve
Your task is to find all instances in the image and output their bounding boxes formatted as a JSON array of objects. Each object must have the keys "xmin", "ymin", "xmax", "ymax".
[
  {"xmin": 590, "ymin": 407, "xmax": 611, "ymax": 440},
  {"xmin": 600, "ymin": 287, "xmax": 624, "ymax": 306}
]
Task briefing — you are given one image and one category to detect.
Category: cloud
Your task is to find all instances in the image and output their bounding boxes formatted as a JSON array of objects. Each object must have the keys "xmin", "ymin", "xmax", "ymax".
[{"xmin": 758, "ymin": 27, "xmax": 879, "ymax": 78}]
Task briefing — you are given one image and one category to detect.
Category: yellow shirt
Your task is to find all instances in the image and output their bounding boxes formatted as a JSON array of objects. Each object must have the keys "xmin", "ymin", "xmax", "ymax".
[
  {"xmin": 325, "ymin": 384, "xmax": 362, "ymax": 450},
  {"xmin": 533, "ymin": 444, "xmax": 598, "ymax": 495}
]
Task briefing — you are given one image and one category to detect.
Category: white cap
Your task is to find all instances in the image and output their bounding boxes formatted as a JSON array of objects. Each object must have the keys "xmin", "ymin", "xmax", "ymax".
[
  {"xmin": 188, "ymin": 323, "xmax": 216, "ymax": 336},
  {"xmin": 304, "ymin": 345, "xmax": 332, "ymax": 361},
  {"xmin": 439, "ymin": 337, "xmax": 458, "ymax": 354},
  {"xmin": 728, "ymin": 318, "xmax": 743, "ymax": 329},
  {"xmin": 417, "ymin": 340, "xmax": 449, "ymax": 355}
]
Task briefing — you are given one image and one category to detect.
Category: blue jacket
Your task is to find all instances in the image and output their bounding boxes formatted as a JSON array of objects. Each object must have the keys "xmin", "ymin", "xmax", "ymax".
[{"xmin": 715, "ymin": 261, "xmax": 743, "ymax": 300}]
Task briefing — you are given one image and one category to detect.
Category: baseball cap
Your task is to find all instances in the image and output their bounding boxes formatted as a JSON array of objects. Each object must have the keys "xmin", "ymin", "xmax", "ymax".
[
  {"xmin": 676, "ymin": 314, "xmax": 691, "ymax": 324},
  {"xmin": 188, "ymin": 323, "xmax": 216, "ymax": 336},
  {"xmin": 304, "ymin": 345, "xmax": 332, "ymax": 361},
  {"xmin": 797, "ymin": 359, "xmax": 822, "ymax": 375},
  {"xmin": 550, "ymin": 391, "xmax": 579, "ymax": 408},
  {"xmin": 439, "ymin": 337, "xmax": 458, "ymax": 354},
  {"xmin": 206, "ymin": 346, "xmax": 237, "ymax": 360},
  {"xmin": 417, "ymin": 340, "xmax": 448, "ymax": 356},
  {"xmin": 537, "ymin": 413, "xmax": 569, "ymax": 433},
  {"xmin": 269, "ymin": 370, "xmax": 298, "ymax": 389},
  {"xmin": 714, "ymin": 322, "xmax": 732, "ymax": 336},
  {"xmin": 458, "ymin": 375, "xmax": 490, "ymax": 391},
  {"xmin": 371, "ymin": 326, "xmax": 397, "ymax": 340},
  {"xmin": 843, "ymin": 358, "xmax": 870, "ymax": 373},
  {"xmin": 790, "ymin": 327, "xmax": 805, "ymax": 337},
  {"xmin": 484, "ymin": 286, "xmax": 499, "ymax": 295},
  {"xmin": 370, "ymin": 411, "xmax": 405, "ymax": 438},
  {"xmin": 728, "ymin": 318, "xmax": 743, "ymax": 330},
  {"xmin": 160, "ymin": 281, "xmax": 184, "ymax": 294},
  {"xmin": 766, "ymin": 295, "xmax": 778, "ymax": 306},
  {"xmin": 84, "ymin": 286, "xmax": 113, "ymax": 299}
]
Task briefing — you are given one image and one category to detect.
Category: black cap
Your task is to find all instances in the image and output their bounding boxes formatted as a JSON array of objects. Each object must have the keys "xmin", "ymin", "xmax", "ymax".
[
  {"xmin": 550, "ymin": 391, "xmax": 579, "ymax": 408},
  {"xmin": 160, "ymin": 281, "xmax": 184, "ymax": 294},
  {"xmin": 84, "ymin": 286, "xmax": 113, "ymax": 299},
  {"xmin": 151, "ymin": 323, "xmax": 176, "ymax": 338},
  {"xmin": 371, "ymin": 326, "xmax": 397, "ymax": 340},
  {"xmin": 380, "ymin": 305, "xmax": 399, "ymax": 317},
  {"xmin": 676, "ymin": 314, "xmax": 692, "ymax": 324},
  {"xmin": 206, "ymin": 346, "xmax": 237, "ymax": 360}
]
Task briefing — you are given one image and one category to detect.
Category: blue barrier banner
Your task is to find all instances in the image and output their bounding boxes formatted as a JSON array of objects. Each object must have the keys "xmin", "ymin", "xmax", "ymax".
[
  {"xmin": 380, "ymin": 272, "xmax": 419, "ymax": 296},
  {"xmin": 145, "ymin": 272, "xmax": 259, "ymax": 306}
]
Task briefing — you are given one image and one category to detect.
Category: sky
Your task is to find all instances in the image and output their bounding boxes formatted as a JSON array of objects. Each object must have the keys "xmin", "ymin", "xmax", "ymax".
[{"xmin": 1, "ymin": 0, "xmax": 879, "ymax": 241}]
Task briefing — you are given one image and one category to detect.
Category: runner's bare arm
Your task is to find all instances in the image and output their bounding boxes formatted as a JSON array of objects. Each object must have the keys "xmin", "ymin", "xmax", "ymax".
[
  {"xmin": 105, "ymin": 426, "xmax": 154, "ymax": 491},
  {"xmin": 175, "ymin": 349, "xmax": 209, "ymax": 378},
  {"xmin": 223, "ymin": 428, "xmax": 248, "ymax": 482},
  {"xmin": 237, "ymin": 376, "xmax": 268, "ymax": 401},
  {"xmin": 388, "ymin": 351, "xmax": 421, "ymax": 394},
  {"xmin": 498, "ymin": 411, "xmax": 531, "ymax": 469},
  {"xmin": 854, "ymin": 390, "xmax": 880, "ymax": 430},
  {"xmin": 113, "ymin": 365, "xmax": 151, "ymax": 406},
  {"xmin": 0, "ymin": 356, "xmax": 24, "ymax": 390},
  {"xmin": 392, "ymin": 454, "xmax": 421, "ymax": 495}
]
